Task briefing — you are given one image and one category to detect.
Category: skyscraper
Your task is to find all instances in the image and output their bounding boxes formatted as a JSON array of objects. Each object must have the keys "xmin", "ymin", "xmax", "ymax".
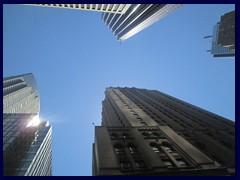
[
  {"xmin": 22, "ymin": 4, "xmax": 131, "ymax": 14},
  {"xmin": 3, "ymin": 73, "xmax": 52, "ymax": 176},
  {"xmin": 218, "ymin": 10, "xmax": 235, "ymax": 50},
  {"xmin": 102, "ymin": 4, "xmax": 183, "ymax": 41},
  {"xmin": 3, "ymin": 73, "xmax": 40, "ymax": 114},
  {"xmin": 209, "ymin": 10, "xmax": 235, "ymax": 57},
  {"xmin": 92, "ymin": 87, "xmax": 235, "ymax": 175},
  {"xmin": 3, "ymin": 113, "xmax": 52, "ymax": 176}
]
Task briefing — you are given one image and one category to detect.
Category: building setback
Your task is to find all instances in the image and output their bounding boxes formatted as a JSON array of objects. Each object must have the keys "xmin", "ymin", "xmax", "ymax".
[
  {"xmin": 102, "ymin": 4, "xmax": 182, "ymax": 41},
  {"xmin": 3, "ymin": 73, "xmax": 52, "ymax": 176},
  {"xmin": 92, "ymin": 87, "xmax": 235, "ymax": 175}
]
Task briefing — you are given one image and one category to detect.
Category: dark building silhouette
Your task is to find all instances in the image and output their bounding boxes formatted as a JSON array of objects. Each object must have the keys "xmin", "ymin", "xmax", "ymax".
[
  {"xmin": 92, "ymin": 87, "xmax": 235, "ymax": 176},
  {"xmin": 209, "ymin": 10, "xmax": 235, "ymax": 58},
  {"xmin": 218, "ymin": 10, "xmax": 235, "ymax": 50},
  {"xmin": 102, "ymin": 4, "xmax": 182, "ymax": 41}
]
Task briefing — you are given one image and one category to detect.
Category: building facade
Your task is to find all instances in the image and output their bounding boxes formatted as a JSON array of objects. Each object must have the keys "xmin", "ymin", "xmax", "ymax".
[
  {"xmin": 210, "ymin": 10, "xmax": 235, "ymax": 57},
  {"xmin": 93, "ymin": 87, "xmax": 235, "ymax": 175},
  {"xmin": 102, "ymin": 4, "xmax": 182, "ymax": 41},
  {"xmin": 23, "ymin": 4, "xmax": 131, "ymax": 14},
  {"xmin": 3, "ymin": 73, "xmax": 40, "ymax": 114},
  {"xmin": 218, "ymin": 10, "xmax": 235, "ymax": 50},
  {"xmin": 3, "ymin": 73, "xmax": 52, "ymax": 176},
  {"xmin": 3, "ymin": 113, "xmax": 52, "ymax": 176}
]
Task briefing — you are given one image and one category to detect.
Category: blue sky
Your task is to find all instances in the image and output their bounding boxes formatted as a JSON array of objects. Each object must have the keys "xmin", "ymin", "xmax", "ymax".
[{"xmin": 3, "ymin": 4, "xmax": 235, "ymax": 176}]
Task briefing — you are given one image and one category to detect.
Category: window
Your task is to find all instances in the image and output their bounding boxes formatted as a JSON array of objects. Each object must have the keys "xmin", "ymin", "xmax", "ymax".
[
  {"xmin": 128, "ymin": 144, "xmax": 138, "ymax": 154},
  {"xmin": 150, "ymin": 142, "xmax": 161, "ymax": 153},
  {"xmin": 110, "ymin": 133, "xmax": 118, "ymax": 138},
  {"xmin": 152, "ymin": 147, "xmax": 160, "ymax": 153},
  {"xmin": 120, "ymin": 161, "xmax": 131, "ymax": 170},
  {"xmin": 161, "ymin": 142, "xmax": 174, "ymax": 153},
  {"xmin": 152, "ymin": 131, "xmax": 161, "ymax": 137},
  {"xmin": 114, "ymin": 145, "xmax": 125, "ymax": 155},
  {"xmin": 177, "ymin": 160, "xmax": 187, "ymax": 167},
  {"xmin": 140, "ymin": 122, "xmax": 147, "ymax": 126},
  {"xmin": 122, "ymin": 133, "xmax": 129, "ymax": 138},
  {"xmin": 142, "ymin": 132, "xmax": 150, "ymax": 137},
  {"xmin": 135, "ymin": 160, "xmax": 146, "ymax": 169},
  {"xmin": 162, "ymin": 160, "xmax": 173, "ymax": 167}
]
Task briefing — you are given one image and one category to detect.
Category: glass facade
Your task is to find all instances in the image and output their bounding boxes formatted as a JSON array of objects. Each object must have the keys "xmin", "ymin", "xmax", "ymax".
[
  {"xmin": 3, "ymin": 73, "xmax": 52, "ymax": 176},
  {"xmin": 3, "ymin": 113, "xmax": 52, "ymax": 176},
  {"xmin": 211, "ymin": 23, "xmax": 235, "ymax": 57},
  {"xmin": 3, "ymin": 73, "xmax": 40, "ymax": 114},
  {"xmin": 102, "ymin": 4, "xmax": 183, "ymax": 41}
]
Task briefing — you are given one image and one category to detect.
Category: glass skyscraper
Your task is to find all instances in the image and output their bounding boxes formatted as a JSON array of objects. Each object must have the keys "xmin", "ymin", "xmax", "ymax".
[
  {"xmin": 3, "ymin": 113, "xmax": 52, "ymax": 176},
  {"xmin": 22, "ymin": 4, "xmax": 131, "ymax": 14},
  {"xmin": 102, "ymin": 4, "xmax": 183, "ymax": 41},
  {"xmin": 3, "ymin": 73, "xmax": 40, "ymax": 114},
  {"xmin": 93, "ymin": 87, "xmax": 235, "ymax": 176},
  {"xmin": 3, "ymin": 73, "xmax": 52, "ymax": 176}
]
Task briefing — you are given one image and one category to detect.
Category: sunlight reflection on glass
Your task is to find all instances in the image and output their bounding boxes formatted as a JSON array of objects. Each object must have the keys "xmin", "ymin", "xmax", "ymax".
[{"xmin": 27, "ymin": 115, "xmax": 41, "ymax": 127}]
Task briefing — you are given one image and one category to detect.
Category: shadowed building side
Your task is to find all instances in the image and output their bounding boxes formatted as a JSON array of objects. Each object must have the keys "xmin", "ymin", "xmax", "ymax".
[{"xmin": 93, "ymin": 87, "xmax": 235, "ymax": 175}]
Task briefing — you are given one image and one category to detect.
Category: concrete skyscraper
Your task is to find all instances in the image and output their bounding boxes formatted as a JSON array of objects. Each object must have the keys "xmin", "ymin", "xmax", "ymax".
[
  {"xmin": 92, "ymin": 87, "xmax": 235, "ymax": 176},
  {"xmin": 3, "ymin": 73, "xmax": 52, "ymax": 176},
  {"xmin": 102, "ymin": 4, "xmax": 183, "ymax": 41}
]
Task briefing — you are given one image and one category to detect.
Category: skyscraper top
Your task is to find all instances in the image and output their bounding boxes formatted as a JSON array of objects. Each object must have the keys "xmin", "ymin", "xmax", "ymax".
[{"xmin": 3, "ymin": 73, "xmax": 40, "ymax": 114}]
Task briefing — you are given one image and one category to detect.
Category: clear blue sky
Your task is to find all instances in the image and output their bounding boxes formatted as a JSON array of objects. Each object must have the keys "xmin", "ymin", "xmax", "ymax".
[{"xmin": 3, "ymin": 4, "xmax": 235, "ymax": 176}]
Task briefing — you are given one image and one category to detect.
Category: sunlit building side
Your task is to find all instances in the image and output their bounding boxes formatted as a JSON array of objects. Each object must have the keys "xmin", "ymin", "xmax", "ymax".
[
  {"xmin": 93, "ymin": 87, "xmax": 235, "ymax": 175},
  {"xmin": 3, "ymin": 113, "xmax": 52, "ymax": 176},
  {"xmin": 3, "ymin": 73, "xmax": 40, "ymax": 114},
  {"xmin": 3, "ymin": 73, "xmax": 52, "ymax": 176},
  {"xmin": 102, "ymin": 4, "xmax": 183, "ymax": 41}
]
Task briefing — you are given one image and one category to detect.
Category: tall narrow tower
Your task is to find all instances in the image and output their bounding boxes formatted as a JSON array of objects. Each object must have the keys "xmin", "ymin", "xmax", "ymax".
[{"xmin": 93, "ymin": 87, "xmax": 235, "ymax": 175}]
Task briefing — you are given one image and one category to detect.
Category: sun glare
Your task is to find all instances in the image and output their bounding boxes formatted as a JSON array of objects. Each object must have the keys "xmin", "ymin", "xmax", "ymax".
[{"xmin": 27, "ymin": 115, "xmax": 41, "ymax": 127}]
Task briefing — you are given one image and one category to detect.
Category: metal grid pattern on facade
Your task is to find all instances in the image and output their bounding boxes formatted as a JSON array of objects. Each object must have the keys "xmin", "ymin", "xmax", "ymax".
[
  {"xmin": 102, "ymin": 4, "xmax": 183, "ymax": 41},
  {"xmin": 23, "ymin": 4, "xmax": 131, "ymax": 14}
]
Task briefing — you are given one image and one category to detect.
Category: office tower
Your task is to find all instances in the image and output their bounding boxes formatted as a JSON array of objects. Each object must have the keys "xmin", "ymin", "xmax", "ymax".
[
  {"xmin": 3, "ymin": 73, "xmax": 52, "ymax": 176},
  {"xmin": 218, "ymin": 11, "xmax": 235, "ymax": 50},
  {"xmin": 3, "ymin": 73, "xmax": 40, "ymax": 114},
  {"xmin": 102, "ymin": 4, "xmax": 183, "ymax": 41},
  {"xmin": 209, "ymin": 10, "xmax": 235, "ymax": 57},
  {"xmin": 93, "ymin": 87, "xmax": 235, "ymax": 175},
  {"xmin": 3, "ymin": 113, "xmax": 52, "ymax": 176},
  {"xmin": 22, "ymin": 4, "xmax": 131, "ymax": 14}
]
